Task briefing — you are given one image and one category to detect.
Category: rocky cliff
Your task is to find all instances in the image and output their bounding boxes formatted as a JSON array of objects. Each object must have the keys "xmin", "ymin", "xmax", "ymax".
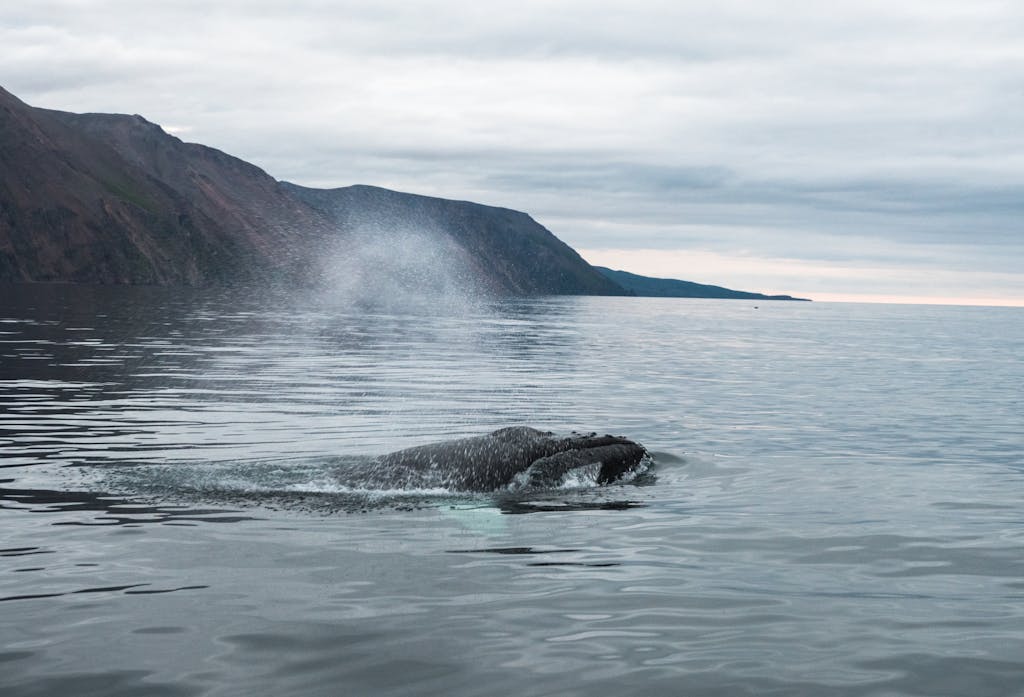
[
  {"xmin": 0, "ymin": 85, "xmax": 327, "ymax": 286},
  {"xmin": 1, "ymin": 86, "xmax": 807, "ymax": 301},
  {"xmin": 285, "ymin": 183, "xmax": 624, "ymax": 296},
  {"xmin": 0, "ymin": 86, "xmax": 624, "ymax": 296}
]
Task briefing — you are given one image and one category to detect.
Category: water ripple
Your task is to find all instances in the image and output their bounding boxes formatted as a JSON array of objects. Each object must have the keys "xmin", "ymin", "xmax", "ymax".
[{"xmin": 2, "ymin": 288, "xmax": 1024, "ymax": 696}]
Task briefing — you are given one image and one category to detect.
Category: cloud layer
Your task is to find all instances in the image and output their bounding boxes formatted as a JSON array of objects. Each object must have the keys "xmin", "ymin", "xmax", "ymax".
[{"xmin": 4, "ymin": 0, "xmax": 1022, "ymax": 303}]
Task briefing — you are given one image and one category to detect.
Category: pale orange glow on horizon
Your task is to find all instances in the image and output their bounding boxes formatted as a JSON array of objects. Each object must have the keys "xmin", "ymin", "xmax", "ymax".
[
  {"xmin": 580, "ymin": 248, "xmax": 1024, "ymax": 309},
  {"xmin": 807, "ymin": 293, "xmax": 1024, "ymax": 308}
]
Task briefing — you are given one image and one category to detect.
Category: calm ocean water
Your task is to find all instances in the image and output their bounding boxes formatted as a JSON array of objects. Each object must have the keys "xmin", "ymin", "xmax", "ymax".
[{"xmin": 2, "ymin": 285, "xmax": 1023, "ymax": 696}]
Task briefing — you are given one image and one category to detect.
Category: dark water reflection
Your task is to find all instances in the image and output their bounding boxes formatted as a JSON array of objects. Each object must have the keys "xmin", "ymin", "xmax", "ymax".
[
  {"xmin": 3, "ymin": 285, "xmax": 1024, "ymax": 696},
  {"xmin": 0, "ymin": 480, "xmax": 258, "ymax": 526}
]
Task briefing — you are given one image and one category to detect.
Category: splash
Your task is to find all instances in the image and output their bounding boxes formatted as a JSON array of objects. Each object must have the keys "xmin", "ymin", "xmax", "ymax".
[
  {"xmin": 77, "ymin": 451, "xmax": 654, "ymax": 515},
  {"xmin": 316, "ymin": 218, "xmax": 489, "ymax": 315}
]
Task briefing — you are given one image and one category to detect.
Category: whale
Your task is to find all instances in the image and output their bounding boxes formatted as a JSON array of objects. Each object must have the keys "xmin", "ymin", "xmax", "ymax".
[{"xmin": 369, "ymin": 426, "xmax": 648, "ymax": 492}]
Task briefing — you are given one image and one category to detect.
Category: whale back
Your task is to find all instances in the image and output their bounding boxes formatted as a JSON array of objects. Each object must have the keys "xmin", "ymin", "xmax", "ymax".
[
  {"xmin": 373, "ymin": 427, "xmax": 557, "ymax": 490},
  {"xmin": 372, "ymin": 427, "xmax": 647, "ymax": 491}
]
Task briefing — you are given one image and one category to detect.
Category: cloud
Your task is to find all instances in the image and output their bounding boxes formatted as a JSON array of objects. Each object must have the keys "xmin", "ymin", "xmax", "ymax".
[{"xmin": 2, "ymin": 0, "xmax": 1022, "ymax": 303}]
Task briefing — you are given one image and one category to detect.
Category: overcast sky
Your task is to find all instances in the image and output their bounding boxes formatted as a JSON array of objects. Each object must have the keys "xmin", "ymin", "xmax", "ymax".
[{"xmin": 4, "ymin": 0, "xmax": 1022, "ymax": 304}]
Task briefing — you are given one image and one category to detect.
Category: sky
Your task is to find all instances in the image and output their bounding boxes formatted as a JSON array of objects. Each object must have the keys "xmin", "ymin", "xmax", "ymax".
[{"xmin": 3, "ymin": 0, "xmax": 1022, "ymax": 305}]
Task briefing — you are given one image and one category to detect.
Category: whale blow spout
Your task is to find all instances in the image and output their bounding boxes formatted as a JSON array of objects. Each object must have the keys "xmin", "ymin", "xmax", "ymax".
[{"xmin": 371, "ymin": 427, "xmax": 649, "ymax": 492}]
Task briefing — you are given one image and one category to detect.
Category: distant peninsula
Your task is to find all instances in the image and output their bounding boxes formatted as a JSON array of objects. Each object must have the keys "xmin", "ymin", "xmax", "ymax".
[
  {"xmin": 596, "ymin": 268, "xmax": 810, "ymax": 301},
  {"xmin": 0, "ymin": 85, "xmax": 807, "ymax": 301}
]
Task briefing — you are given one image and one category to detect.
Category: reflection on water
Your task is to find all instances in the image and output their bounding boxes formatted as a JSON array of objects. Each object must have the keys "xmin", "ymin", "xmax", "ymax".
[
  {"xmin": 3, "ymin": 285, "xmax": 1024, "ymax": 697},
  {"xmin": 0, "ymin": 480, "xmax": 259, "ymax": 525},
  {"xmin": 3, "ymin": 463, "xmax": 653, "ymax": 518},
  {"xmin": 0, "ymin": 582, "xmax": 210, "ymax": 604},
  {"xmin": 0, "ymin": 285, "xmax": 610, "ymax": 470}
]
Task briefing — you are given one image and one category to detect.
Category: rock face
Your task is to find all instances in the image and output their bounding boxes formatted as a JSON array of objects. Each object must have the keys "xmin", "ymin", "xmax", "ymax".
[
  {"xmin": 0, "ymin": 86, "xmax": 624, "ymax": 295},
  {"xmin": 0, "ymin": 85, "xmax": 326, "ymax": 286},
  {"xmin": 595, "ymin": 267, "xmax": 810, "ymax": 301},
  {"xmin": 284, "ymin": 183, "xmax": 625, "ymax": 296},
  {"xmin": 0, "ymin": 86, "xmax": 808, "ymax": 300}
]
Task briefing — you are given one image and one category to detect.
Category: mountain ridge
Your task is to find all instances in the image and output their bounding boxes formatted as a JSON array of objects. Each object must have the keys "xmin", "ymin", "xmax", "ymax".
[
  {"xmin": 0, "ymin": 85, "xmax": 624, "ymax": 295},
  {"xmin": 283, "ymin": 182, "xmax": 623, "ymax": 296},
  {"xmin": 0, "ymin": 84, "xmax": 325, "ymax": 285},
  {"xmin": 596, "ymin": 267, "xmax": 810, "ymax": 301},
  {"xmin": 1, "ymin": 85, "xmax": 807, "ymax": 301}
]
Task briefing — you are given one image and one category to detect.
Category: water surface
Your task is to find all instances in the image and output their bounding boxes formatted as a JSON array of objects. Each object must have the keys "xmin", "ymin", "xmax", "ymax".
[{"xmin": 2, "ymin": 285, "xmax": 1023, "ymax": 696}]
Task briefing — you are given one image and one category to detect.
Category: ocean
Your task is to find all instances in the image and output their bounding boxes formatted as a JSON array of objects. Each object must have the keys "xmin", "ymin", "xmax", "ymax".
[{"xmin": 2, "ymin": 284, "xmax": 1023, "ymax": 696}]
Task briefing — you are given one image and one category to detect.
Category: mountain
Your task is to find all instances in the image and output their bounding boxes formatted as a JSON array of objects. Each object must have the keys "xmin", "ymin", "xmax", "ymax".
[
  {"xmin": 283, "ymin": 183, "xmax": 623, "ymax": 296},
  {"xmin": 596, "ymin": 267, "xmax": 810, "ymax": 301},
  {"xmin": 0, "ymin": 85, "xmax": 326, "ymax": 285},
  {"xmin": 1, "ymin": 85, "xmax": 806, "ymax": 301},
  {"xmin": 0, "ymin": 86, "xmax": 622, "ymax": 295}
]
